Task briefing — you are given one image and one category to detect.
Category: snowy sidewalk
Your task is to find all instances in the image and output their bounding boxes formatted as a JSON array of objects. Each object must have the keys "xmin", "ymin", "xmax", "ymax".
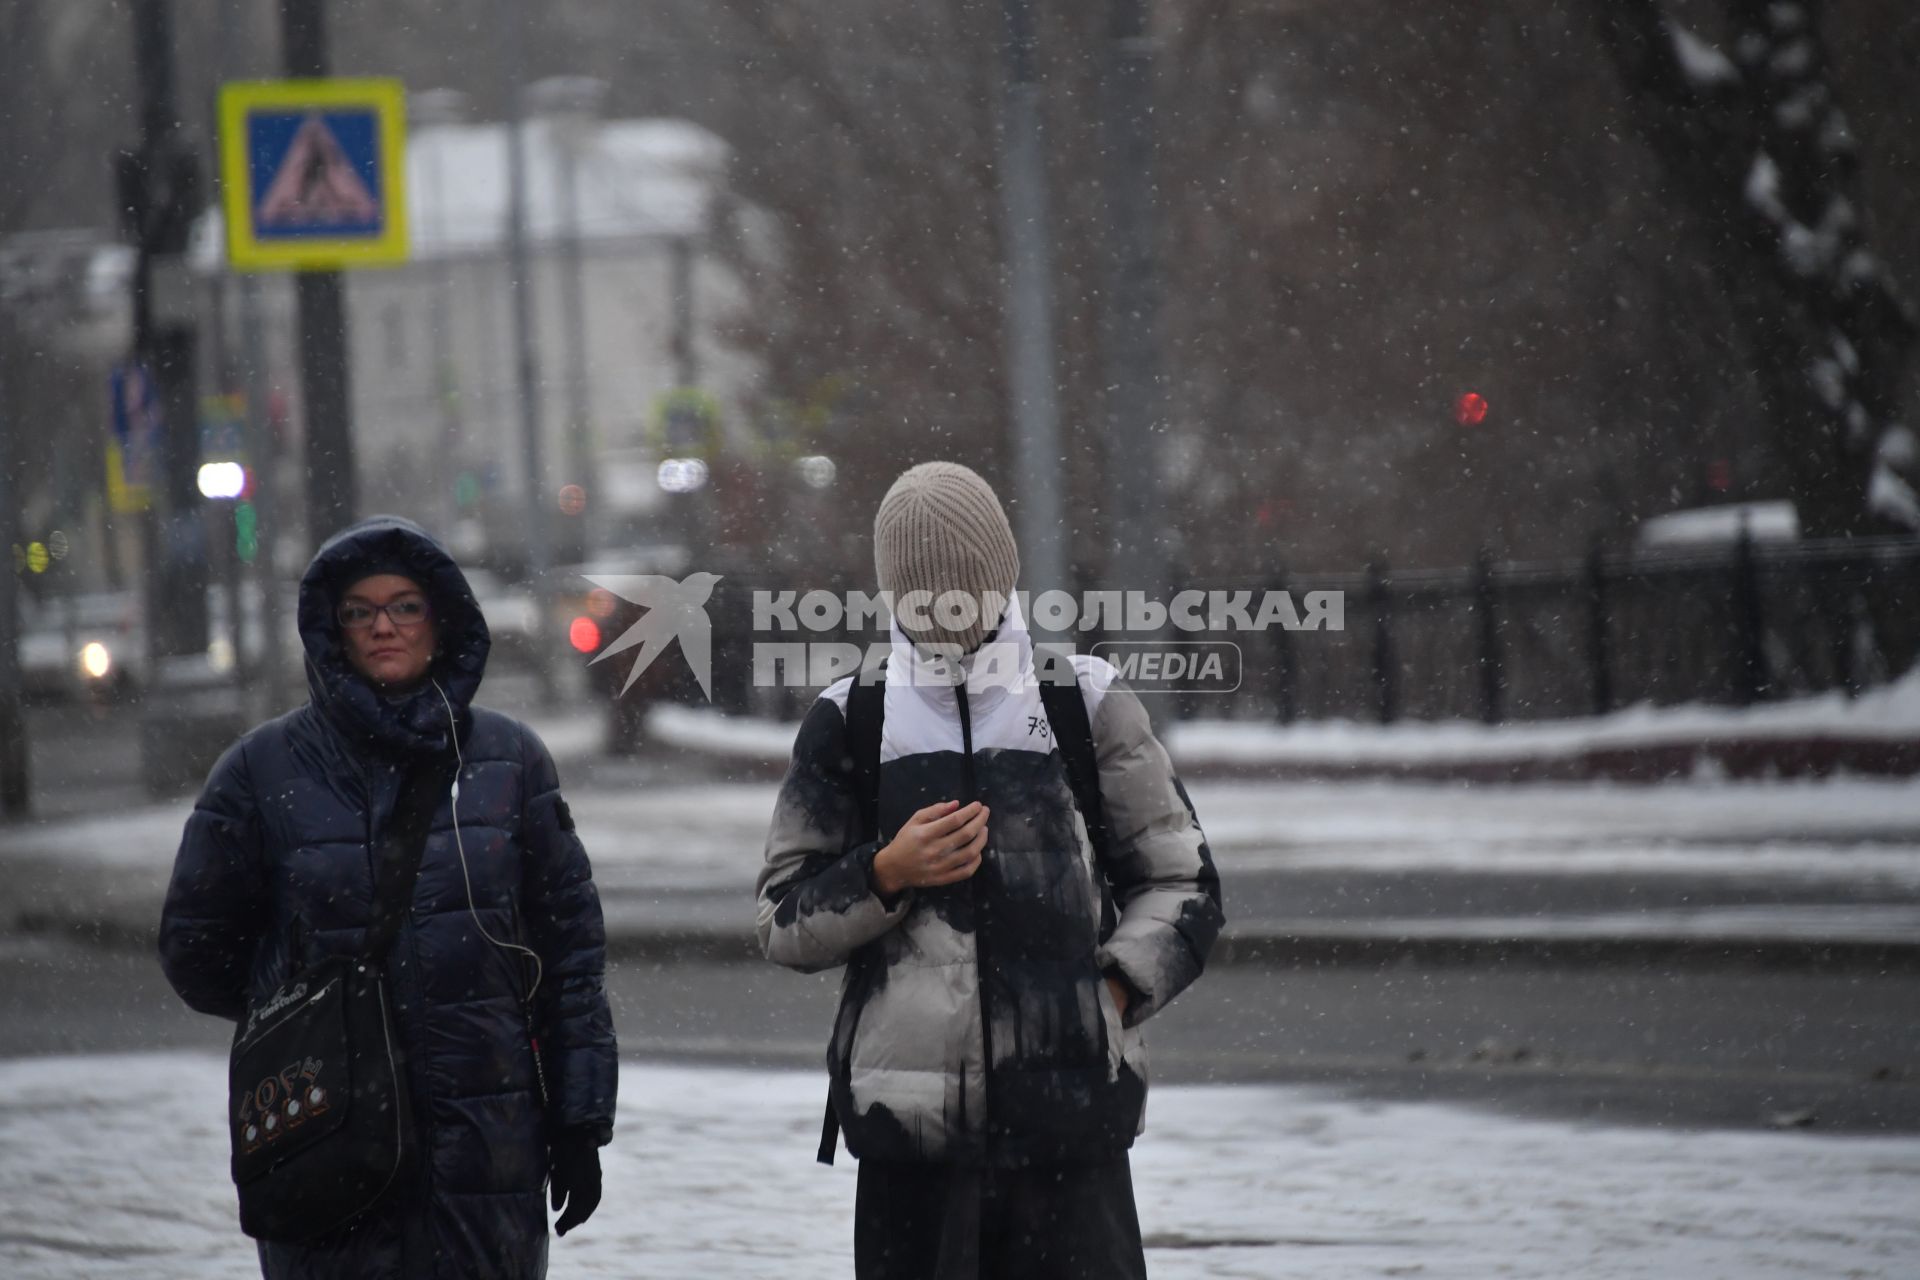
[
  {"xmin": 3, "ymin": 776, "xmax": 1919, "ymax": 964},
  {"xmin": 1, "ymin": 1052, "xmax": 1916, "ymax": 1279}
]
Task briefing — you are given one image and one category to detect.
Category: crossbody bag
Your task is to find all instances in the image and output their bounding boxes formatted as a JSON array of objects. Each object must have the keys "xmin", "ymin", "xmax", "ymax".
[{"xmin": 227, "ymin": 752, "xmax": 457, "ymax": 1242}]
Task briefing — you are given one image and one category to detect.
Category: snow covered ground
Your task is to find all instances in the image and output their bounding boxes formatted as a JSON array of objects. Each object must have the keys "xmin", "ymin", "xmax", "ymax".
[
  {"xmin": 6, "ymin": 775, "xmax": 1918, "ymax": 898},
  {"xmin": 650, "ymin": 667, "xmax": 1920, "ymax": 771},
  {"xmin": 569, "ymin": 774, "xmax": 1920, "ymax": 894},
  {"xmin": 2, "ymin": 1053, "xmax": 1916, "ymax": 1279},
  {"xmin": 1164, "ymin": 667, "xmax": 1920, "ymax": 768}
]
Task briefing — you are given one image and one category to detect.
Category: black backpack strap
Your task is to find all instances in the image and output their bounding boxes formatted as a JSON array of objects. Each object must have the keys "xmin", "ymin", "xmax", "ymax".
[
  {"xmin": 844, "ymin": 658, "xmax": 888, "ymax": 846},
  {"xmin": 361, "ymin": 752, "xmax": 459, "ymax": 963},
  {"xmin": 817, "ymin": 1100, "xmax": 840, "ymax": 1166},
  {"xmin": 821, "ymin": 659, "xmax": 888, "ymax": 1166},
  {"xmin": 1036, "ymin": 652, "xmax": 1112, "ymax": 864}
]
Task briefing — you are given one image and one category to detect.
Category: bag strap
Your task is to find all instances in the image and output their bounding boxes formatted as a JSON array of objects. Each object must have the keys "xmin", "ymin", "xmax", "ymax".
[
  {"xmin": 844, "ymin": 657, "xmax": 888, "ymax": 846},
  {"xmin": 816, "ymin": 1099, "xmax": 839, "ymax": 1166},
  {"xmin": 1036, "ymin": 651, "xmax": 1112, "ymax": 864},
  {"xmin": 361, "ymin": 753, "xmax": 459, "ymax": 963},
  {"xmin": 818, "ymin": 659, "xmax": 889, "ymax": 1166}
]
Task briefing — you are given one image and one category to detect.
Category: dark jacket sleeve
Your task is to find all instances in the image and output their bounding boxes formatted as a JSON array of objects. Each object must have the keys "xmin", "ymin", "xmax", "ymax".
[
  {"xmin": 159, "ymin": 737, "xmax": 270, "ymax": 1021},
  {"xmin": 519, "ymin": 726, "xmax": 618, "ymax": 1145},
  {"xmin": 754, "ymin": 690, "xmax": 910, "ymax": 974}
]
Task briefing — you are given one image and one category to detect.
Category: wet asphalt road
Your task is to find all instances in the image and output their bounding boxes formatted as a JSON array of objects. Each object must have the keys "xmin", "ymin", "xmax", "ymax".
[{"xmin": 3, "ymin": 931, "xmax": 1915, "ymax": 1135}]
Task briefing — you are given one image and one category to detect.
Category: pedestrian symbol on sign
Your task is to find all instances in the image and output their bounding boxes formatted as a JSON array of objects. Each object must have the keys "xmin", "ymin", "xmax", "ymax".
[
  {"xmin": 218, "ymin": 78, "xmax": 409, "ymax": 270},
  {"xmin": 257, "ymin": 115, "xmax": 380, "ymax": 230}
]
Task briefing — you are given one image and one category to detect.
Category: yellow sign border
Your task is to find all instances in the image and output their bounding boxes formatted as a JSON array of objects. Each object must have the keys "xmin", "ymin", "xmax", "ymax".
[{"xmin": 219, "ymin": 77, "xmax": 409, "ymax": 271}]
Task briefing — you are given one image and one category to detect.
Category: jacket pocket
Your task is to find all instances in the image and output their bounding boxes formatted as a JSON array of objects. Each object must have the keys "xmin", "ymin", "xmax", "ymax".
[{"xmin": 1094, "ymin": 970, "xmax": 1145, "ymax": 1085}]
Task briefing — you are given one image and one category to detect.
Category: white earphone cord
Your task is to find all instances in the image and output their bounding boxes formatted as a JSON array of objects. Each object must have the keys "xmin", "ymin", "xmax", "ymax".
[{"xmin": 433, "ymin": 679, "xmax": 543, "ymax": 1005}]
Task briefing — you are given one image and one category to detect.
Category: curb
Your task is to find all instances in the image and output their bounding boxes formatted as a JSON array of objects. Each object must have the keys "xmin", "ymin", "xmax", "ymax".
[
  {"xmin": 25, "ymin": 909, "xmax": 1919, "ymax": 974},
  {"xmin": 1206, "ymin": 928, "xmax": 1920, "ymax": 972},
  {"xmin": 1180, "ymin": 736, "xmax": 1920, "ymax": 784},
  {"xmin": 601, "ymin": 923, "xmax": 1920, "ymax": 972}
]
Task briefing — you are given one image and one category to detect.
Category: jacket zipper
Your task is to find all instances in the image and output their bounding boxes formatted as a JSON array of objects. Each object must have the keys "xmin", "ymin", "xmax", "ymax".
[
  {"xmin": 953, "ymin": 680, "xmax": 994, "ymax": 1156},
  {"xmin": 239, "ymin": 972, "xmax": 342, "ymax": 1047}
]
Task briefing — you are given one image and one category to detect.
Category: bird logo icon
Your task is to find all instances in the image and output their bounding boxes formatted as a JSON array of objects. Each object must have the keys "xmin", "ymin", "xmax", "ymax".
[{"xmin": 583, "ymin": 572, "xmax": 724, "ymax": 700}]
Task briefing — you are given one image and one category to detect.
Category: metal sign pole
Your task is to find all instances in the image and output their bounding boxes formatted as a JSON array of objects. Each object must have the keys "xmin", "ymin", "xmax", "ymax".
[
  {"xmin": 280, "ymin": 0, "xmax": 357, "ymax": 544},
  {"xmin": 0, "ymin": 359, "xmax": 29, "ymax": 816}
]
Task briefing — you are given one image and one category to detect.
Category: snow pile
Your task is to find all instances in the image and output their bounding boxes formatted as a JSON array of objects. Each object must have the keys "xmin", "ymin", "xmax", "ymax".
[
  {"xmin": 1, "ymin": 1053, "xmax": 1916, "ymax": 1279},
  {"xmin": 643, "ymin": 670, "xmax": 1920, "ymax": 774},
  {"xmin": 1634, "ymin": 499, "xmax": 1798, "ymax": 547},
  {"xmin": 1166, "ymin": 666, "xmax": 1920, "ymax": 769},
  {"xmin": 649, "ymin": 701, "xmax": 804, "ymax": 762}
]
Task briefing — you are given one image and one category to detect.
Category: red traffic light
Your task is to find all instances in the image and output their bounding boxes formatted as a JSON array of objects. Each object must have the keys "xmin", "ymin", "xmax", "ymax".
[
  {"xmin": 1453, "ymin": 392, "xmax": 1489, "ymax": 427},
  {"xmin": 568, "ymin": 616, "xmax": 602, "ymax": 654}
]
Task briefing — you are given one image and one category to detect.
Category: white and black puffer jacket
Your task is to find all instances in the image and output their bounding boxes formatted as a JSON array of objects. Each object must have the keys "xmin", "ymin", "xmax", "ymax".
[{"xmin": 755, "ymin": 595, "xmax": 1224, "ymax": 1167}]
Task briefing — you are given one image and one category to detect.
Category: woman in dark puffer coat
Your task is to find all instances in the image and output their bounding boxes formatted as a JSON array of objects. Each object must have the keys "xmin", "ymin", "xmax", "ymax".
[{"xmin": 159, "ymin": 516, "xmax": 617, "ymax": 1279}]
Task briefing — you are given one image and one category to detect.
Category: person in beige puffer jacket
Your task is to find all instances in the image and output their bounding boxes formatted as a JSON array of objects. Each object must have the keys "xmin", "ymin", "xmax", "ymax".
[{"xmin": 756, "ymin": 461, "xmax": 1224, "ymax": 1280}]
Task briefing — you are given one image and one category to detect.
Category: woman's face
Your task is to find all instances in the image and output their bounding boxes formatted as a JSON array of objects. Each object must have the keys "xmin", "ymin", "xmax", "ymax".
[{"xmin": 338, "ymin": 574, "xmax": 438, "ymax": 692}]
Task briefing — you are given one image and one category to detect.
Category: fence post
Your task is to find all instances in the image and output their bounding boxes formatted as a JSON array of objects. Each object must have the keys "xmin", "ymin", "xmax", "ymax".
[
  {"xmin": 1369, "ymin": 559, "xmax": 1396, "ymax": 724},
  {"xmin": 1271, "ymin": 569, "xmax": 1297, "ymax": 724},
  {"xmin": 1585, "ymin": 538, "xmax": 1613, "ymax": 716},
  {"xmin": 1730, "ymin": 518, "xmax": 1768, "ymax": 705},
  {"xmin": 1822, "ymin": 558, "xmax": 1859, "ymax": 699},
  {"xmin": 1474, "ymin": 547, "xmax": 1503, "ymax": 724}
]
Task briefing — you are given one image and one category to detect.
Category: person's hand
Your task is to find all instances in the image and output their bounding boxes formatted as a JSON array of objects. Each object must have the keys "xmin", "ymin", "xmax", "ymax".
[
  {"xmin": 1105, "ymin": 973, "xmax": 1131, "ymax": 1021},
  {"xmin": 549, "ymin": 1128, "xmax": 603, "ymax": 1237},
  {"xmin": 871, "ymin": 800, "xmax": 989, "ymax": 898}
]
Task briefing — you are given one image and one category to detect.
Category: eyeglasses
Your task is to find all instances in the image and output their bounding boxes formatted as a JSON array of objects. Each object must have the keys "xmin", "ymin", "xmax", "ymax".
[{"xmin": 337, "ymin": 596, "xmax": 431, "ymax": 630}]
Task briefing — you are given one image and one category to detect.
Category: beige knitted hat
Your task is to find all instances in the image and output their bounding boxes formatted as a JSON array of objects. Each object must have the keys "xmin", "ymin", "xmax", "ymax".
[{"xmin": 874, "ymin": 461, "xmax": 1020, "ymax": 656}]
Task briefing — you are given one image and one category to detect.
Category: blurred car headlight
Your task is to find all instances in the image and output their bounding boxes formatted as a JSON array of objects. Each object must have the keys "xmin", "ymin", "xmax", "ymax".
[{"xmin": 79, "ymin": 642, "xmax": 113, "ymax": 681}]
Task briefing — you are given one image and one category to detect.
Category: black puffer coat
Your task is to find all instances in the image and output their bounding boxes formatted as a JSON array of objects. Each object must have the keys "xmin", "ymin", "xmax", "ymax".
[{"xmin": 159, "ymin": 516, "xmax": 617, "ymax": 1279}]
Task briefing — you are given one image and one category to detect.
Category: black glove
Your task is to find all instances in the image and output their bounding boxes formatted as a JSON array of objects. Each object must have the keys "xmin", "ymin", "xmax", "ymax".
[{"xmin": 549, "ymin": 1127, "xmax": 604, "ymax": 1237}]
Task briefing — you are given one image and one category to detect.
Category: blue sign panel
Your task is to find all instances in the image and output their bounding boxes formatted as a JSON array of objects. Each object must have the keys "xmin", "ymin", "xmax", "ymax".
[{"xmin": 219, "ymin": 78, "xmax": 409, "ymax": 270}]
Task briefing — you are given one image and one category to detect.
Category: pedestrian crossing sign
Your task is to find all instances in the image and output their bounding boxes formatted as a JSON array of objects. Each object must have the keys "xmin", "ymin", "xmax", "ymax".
[{"xmin": 218, "ymin": 78, "xmax": 409, "ymax": 271}]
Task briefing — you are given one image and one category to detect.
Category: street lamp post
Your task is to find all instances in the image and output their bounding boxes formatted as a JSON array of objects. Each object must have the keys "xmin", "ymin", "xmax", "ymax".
[
  {"xmin": 411, "ymin": 87, "xmax": 471, "ymax": 536},
  {"xmin": 997, "ymin": 0, "xmax": 1068, "ymax": 619},
  {"xmin": 496, "ymin": 0, "xmax": 556, "ymax": 697},
  {"xmin": 529, "ymin": 75, "xmax": 608, "ymax": 564},
  {"xmin": 1100, "ymin": 0, "xmax": 1168, "ymax": 612}
]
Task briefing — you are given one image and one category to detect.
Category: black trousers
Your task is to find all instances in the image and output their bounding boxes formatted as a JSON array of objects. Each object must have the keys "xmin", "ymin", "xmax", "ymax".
[{"xmin": 854, "ymin": 1155, "xmax": 1148, "ymax": 1280}]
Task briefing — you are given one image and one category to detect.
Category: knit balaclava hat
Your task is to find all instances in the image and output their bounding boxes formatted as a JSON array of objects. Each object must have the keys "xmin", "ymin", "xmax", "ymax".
[{"xmin": 874, "ymin": 461, "xmax": 1020, "ymax": 656}]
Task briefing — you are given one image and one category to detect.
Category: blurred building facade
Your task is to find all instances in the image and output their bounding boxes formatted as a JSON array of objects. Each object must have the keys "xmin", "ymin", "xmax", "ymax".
[
  {"xmin": 4, "ymin": 0, "xmax": 1917, "ymax": 588},
  {"xmin": 191, "ymin": 108, "xmax": 759, "ymax": 569}
]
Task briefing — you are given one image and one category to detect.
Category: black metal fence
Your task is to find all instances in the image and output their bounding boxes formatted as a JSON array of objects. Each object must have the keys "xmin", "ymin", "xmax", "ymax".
[
  {"xmin": 1254, "ymin": 533, "xmax": 1920, "ymax": 724},
  {"xmin": 694, "ymin": 534, "xmax": 1920, "ymax": 725}
]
